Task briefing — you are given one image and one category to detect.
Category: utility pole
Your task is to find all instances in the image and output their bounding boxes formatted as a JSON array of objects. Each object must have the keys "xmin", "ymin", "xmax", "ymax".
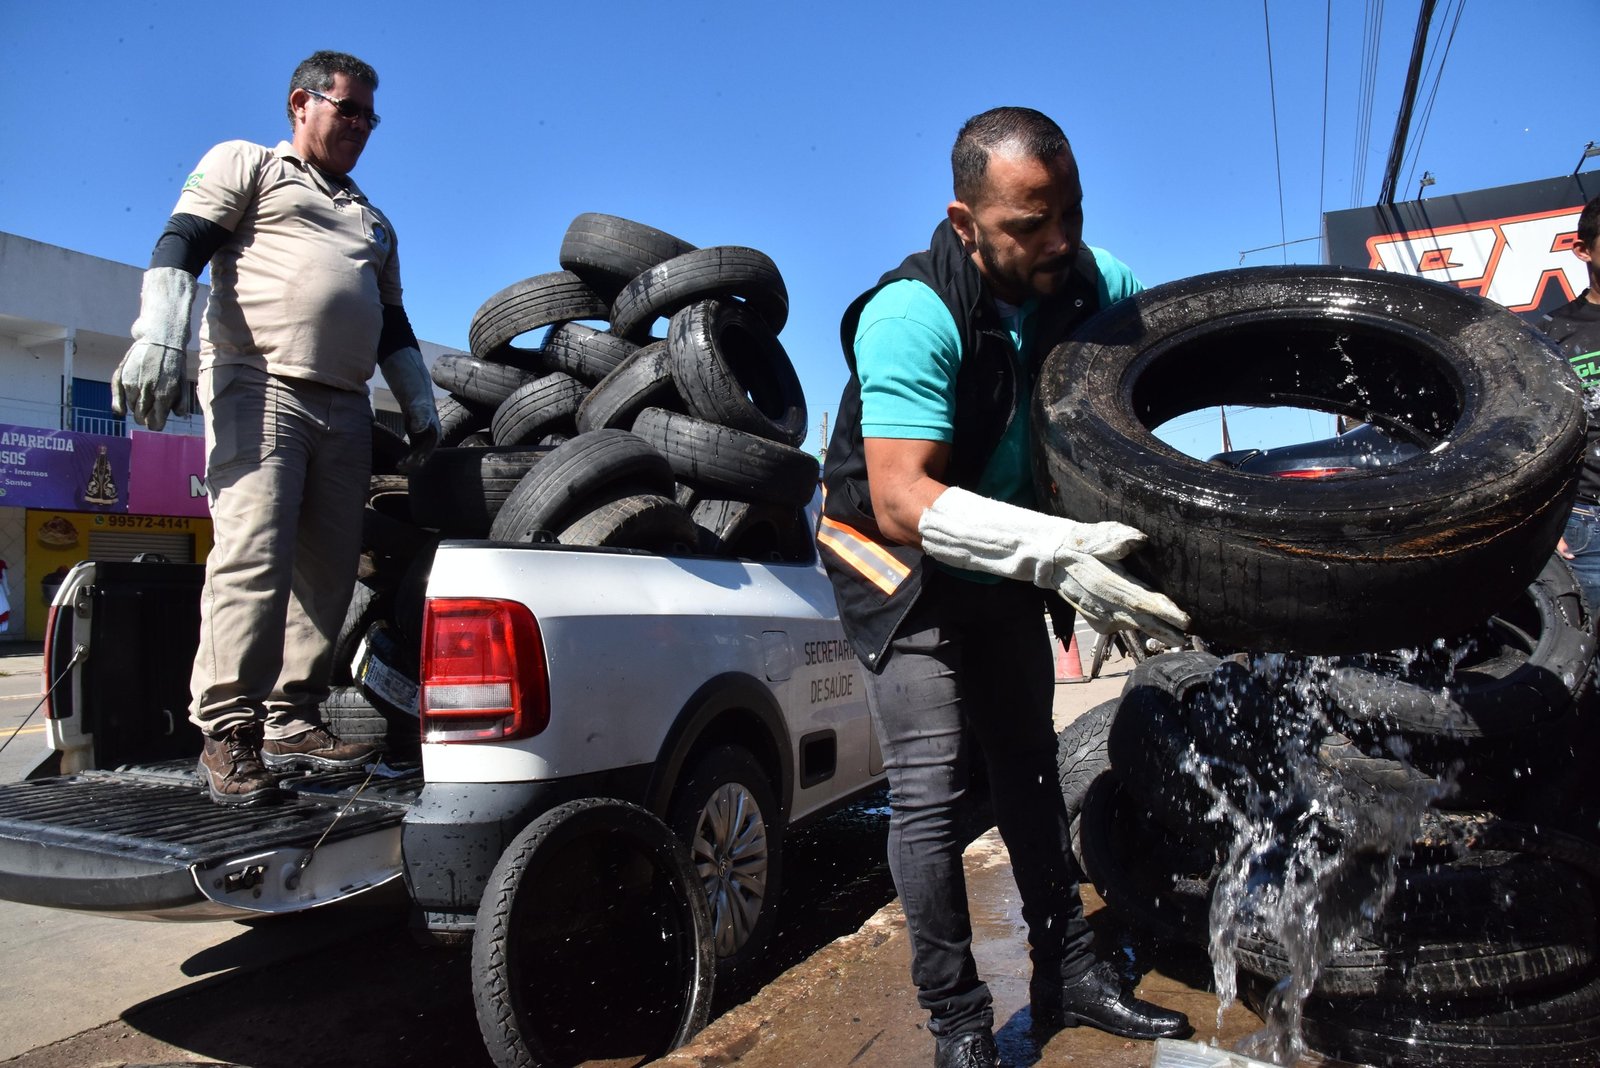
[
  {"xmin": 1378, "ymin": 0, "xmax": 1437, "ymax": 204},
  {"xmin": 817, "ymin": 412, "xmax": 828, "ymax": 463}
]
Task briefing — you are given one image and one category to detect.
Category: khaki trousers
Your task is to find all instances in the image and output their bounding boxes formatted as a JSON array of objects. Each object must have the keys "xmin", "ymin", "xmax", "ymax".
[{"xmin": 189, "ymin": 364, "xmax": 372, "ymax": 739}]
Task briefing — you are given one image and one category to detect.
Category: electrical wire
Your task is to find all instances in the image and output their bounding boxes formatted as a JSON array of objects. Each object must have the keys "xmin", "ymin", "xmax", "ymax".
[
  {"xmin": 1319, "ymin": 0, "xmax": 1331, "ymax": 257},
  {"xmin": 1402, "ymin": 0, "xmax": 1466, "ymax": 196},
  {"xmin": 1263, "ymin": 0, "xmax": 1289, "ymax": 263},
  {"xmin": 1353, "ymin": 0, "xmax": 1387, "ymax": 206}
]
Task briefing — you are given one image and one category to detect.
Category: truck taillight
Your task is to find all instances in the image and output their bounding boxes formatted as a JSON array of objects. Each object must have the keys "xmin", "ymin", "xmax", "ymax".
[{"xmin": 421, "ymin": 598, "xmax": 549, "ymax": 743}]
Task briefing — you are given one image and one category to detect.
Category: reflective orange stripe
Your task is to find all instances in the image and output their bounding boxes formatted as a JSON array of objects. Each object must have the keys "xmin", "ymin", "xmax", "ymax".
[{"xmin": 817, "ymin": 516, "xmax": 910, "ymax": 596}]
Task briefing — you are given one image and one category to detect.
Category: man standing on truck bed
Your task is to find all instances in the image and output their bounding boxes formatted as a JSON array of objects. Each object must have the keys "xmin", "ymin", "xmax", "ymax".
[
  {"xmin": 112, "ymin": 50, "xmax": 439, "ymax": 806},
  {"xmin": 1544, "ymin": 194, "xmax": 1600, "ymax": 615},
  {"xmin": 819, "ymin": 107, "xmax": 1192, "ymax": 1067}
]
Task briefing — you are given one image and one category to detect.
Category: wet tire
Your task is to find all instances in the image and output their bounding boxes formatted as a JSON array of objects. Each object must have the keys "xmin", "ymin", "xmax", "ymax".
[
  {"xmin": 1056, "ymin": 699, "xmax": 1117, "ymax": 828},
  {"xmin": 321, "ymin": 686, "xmax": 390, "ymax": 746},
  {"xmin": 632, "ymin": 407, "xmax": 819, "ymax": 507},
  {"xmin": 610, "ymin": 247, "xmax": 789, "ymax": 342},
  {"xmin": 690, "ymin": 499, "xmax": 815, "ymax": 562},
  {"xmin": 468, "ymin": 270, "xmax": 610, "ymax": 364},
  {"xmin": 1034, "ymin": 266, "xmax": 1586, "ymax": 655},
  {"xmin": 408, "ymin": 445, "xmax": 552, "ymax": 537},
  {"xmin": 491, "ymin": 373, "xmax": 587, "ymax": 446},
  {"xmin": 558, "ymin": 493, "xmax": 699, "ymax": 553},
  {"xmin": 489, "ymin": 429, "xmax": 675, "ymax": 543},
  {"xmin": 540, "ymin": 322, "xmax": 638, "ymax": 384},
  {"xmin": 557, "ymin": 212, "xmax": 697, "ymax": 303},
  {"xmin": 670, "ymin": 300, "xmax": 807, "ymax": 446},
  {"xmin": 1235, "ymin": 849, "xmax": 1597, "ymax": 1001},
  {"xmin": 331, "ymin": 577, "xmax": 389, "ymax": 686},
  {"xmin": 575, "ymin": 341, "xmax": 683, "ymax": 433},
  {"xmin": 668, "ymin": 745, "xmax": 784, "ymax": 984},
  {"xmin": 472, "ymin": 798, "xmax": 715, "ymax": 1068},
  {"xmin": 431, "ymin": 353, "xmax": 540, "ymax": 408}
]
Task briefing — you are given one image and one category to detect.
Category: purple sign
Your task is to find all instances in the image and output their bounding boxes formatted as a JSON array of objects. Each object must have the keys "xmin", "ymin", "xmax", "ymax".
[
  {"xmin": 127, "ymin": 431, "xmax": 209, "ymax": 517},
  {"xmin": 0, "ymin": 424, "xmax": 132, "ymax": 512}
]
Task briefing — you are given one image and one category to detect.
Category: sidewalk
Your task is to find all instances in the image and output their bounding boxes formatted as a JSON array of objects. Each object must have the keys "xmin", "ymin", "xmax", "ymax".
[{"xmin": 657, "ymin": 652, "xmax": 1263, "ymax": 1068}]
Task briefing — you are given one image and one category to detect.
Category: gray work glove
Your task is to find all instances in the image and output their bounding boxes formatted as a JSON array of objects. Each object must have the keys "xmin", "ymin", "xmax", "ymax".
[
  {"xmin": 112, "ymin": 266, "xmax": 197, "ymax": 431},
  {"xmin": 918, "ymin": 486, "xmax": 1190, "ymax": 647},
  {"xmin": 378, "ymin": 346, "xmax": 441, "ymax": 474}
]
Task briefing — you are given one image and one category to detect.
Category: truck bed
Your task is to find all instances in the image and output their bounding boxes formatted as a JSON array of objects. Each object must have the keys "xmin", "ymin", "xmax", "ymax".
[{"xmin": 0, "ymin": 760, "xmax": 422, "ymax": 917}]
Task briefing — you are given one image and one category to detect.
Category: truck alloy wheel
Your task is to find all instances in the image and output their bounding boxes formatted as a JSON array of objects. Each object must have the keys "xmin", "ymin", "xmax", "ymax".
[
  {"xmin": 1034, "ymin": 265, "xmax": 1586, "ymax": 655},
  {"xmin": 472, "ymin": 798, "xmax": 714, "ymax": 1068},
  {"xmin": 669, "ymin": 745, "xmax": 784, "ymax": 981}
]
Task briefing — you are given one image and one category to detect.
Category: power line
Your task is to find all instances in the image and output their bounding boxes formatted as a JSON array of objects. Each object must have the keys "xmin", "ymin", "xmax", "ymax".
[
  {"xmin": 1318, "ymin": 0, "xmax": 1331, "ymax": 258},
  {"xmin": 1402, "ymin": 0, "xmax": 1466, "ymax": 197},
  {"xmin": 1263, "ymin": 0, "xmax": 1289, "ymax": 263},
  {"xmin": 1352, "ymin": 0, "xmax": 1386, "ymax": 205}
]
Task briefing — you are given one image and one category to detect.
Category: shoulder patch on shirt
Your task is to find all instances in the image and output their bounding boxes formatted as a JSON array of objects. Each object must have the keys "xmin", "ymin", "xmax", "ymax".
[
  {"xmin": 181, "ymin": 172, "xmax": 204, "ymax": 191},
  {"xmin": 371, "ymin": 221, "xmax": 391, "ymax": 253}
]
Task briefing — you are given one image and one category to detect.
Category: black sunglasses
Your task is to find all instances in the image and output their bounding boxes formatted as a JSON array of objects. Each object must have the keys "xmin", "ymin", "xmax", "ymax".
[{"xmin": 304, "ymin": 88, "xmax": 381, "ymax": 129}]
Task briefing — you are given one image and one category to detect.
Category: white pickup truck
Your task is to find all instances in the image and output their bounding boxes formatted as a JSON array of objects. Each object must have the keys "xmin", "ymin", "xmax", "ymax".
[{"xmin": 0, "ymin": 526, "xmax": 882, "ymax": 1065}]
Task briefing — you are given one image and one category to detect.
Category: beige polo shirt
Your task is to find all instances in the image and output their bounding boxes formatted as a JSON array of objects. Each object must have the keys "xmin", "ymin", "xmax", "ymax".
[{"xmin": 173, "ymin": 140, "xmax": 402, "ymax": 392}]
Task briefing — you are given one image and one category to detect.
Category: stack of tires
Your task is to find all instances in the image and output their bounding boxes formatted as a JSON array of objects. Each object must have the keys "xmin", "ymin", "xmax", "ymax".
[
  {"xmin": 326, "ymin": 214, "xmax": 821, "ymax": 760},
  {"xmin": 1039, "ymin": 267, "xmax": 1600, "ymax": 1065}
]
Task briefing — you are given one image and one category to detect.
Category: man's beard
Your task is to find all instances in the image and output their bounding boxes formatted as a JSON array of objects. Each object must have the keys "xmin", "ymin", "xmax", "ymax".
[{"xmin": 976, "ymin": 236, "xmax": 1073, "ymax": 300}]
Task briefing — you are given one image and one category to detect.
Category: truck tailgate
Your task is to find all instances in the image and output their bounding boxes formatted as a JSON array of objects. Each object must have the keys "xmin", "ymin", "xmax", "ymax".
[{"xmin": 0, "ymin": 761, "xmax": 422, "ymax": 918}]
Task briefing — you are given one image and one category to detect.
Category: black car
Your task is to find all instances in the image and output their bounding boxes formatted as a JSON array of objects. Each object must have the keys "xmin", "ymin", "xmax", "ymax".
[{"xmin": 1207, "ymin": 421, "xmax": 1422, "ymax": 478}]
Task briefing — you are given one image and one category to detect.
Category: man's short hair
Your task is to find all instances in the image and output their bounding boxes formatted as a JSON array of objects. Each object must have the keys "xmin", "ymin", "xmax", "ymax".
[
  {"xmin": 951, "ymin": 107, "xmax": 1071, "ymax": 205},
  {"xmin": 1579, "ymin": 194, "xmax": 1600, "ymax": 249},
  {"xmin": 286, "ymin": 50, "xmax": 379, "ymax": 126}
]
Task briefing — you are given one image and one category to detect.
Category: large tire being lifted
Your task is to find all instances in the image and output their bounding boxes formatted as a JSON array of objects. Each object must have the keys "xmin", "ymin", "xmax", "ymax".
[
  {"xmin": 1034, "ymin": 266, "xmax": 1586, "ymax": 655},
  {"xmin": 472, "ymin": 798, "xmax": 714, "ymax": 1068}
]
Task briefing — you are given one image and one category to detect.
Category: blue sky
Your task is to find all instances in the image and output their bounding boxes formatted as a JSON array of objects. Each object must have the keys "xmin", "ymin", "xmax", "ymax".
[{"xmin": 3, "ymin": 1, "xmax": 1593, "ymax": 458}]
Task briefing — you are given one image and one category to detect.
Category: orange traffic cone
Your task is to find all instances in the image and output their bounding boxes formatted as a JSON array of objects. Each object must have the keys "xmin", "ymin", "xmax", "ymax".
[{"xmin": 1056, "ymin": 632, "xmax": 1084, "ymax": 682}]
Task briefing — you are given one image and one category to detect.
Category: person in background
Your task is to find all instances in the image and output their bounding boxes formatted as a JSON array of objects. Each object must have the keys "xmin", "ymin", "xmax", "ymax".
[
  {"xmin": 1544, "ymin": 194, "xmax": 1600, "ymax": 616},
  {"xmin": 112, "ymin": 50, "xmax": 439, "ymax": 805},
  {"xmin": 818, "ymin": 106, "xmax": 1192, "ymax": 1068}
]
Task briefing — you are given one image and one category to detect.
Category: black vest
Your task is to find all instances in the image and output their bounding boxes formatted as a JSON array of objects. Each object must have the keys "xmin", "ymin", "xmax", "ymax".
[
  {"xmin": 1542, "ymin": 291, "xmax": 1600, "ymax": 505},
  {"xmin": 819, "ymin": 220, "xmax": 1104, "ymax": 669}
]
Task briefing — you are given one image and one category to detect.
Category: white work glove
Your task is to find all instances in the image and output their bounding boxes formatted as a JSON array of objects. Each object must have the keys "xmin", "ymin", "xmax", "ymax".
[
  {"xmin": 918, "ymin": 486, "xmax": 1190, "ymax": 647},
  {"xmin": 379, "ymin": 346, "xmax": 441, "ymax": 474},
  {"xmin": 111, "ymin": 266, "xmax": 197, "ymax": 431}
]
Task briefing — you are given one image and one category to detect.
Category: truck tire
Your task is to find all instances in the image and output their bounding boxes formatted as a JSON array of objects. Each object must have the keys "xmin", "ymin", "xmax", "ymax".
[
  {"xmin": 489, "ymin": 429, "xmax": 675, "ymax": 543},
  {"xmin": 557, "ymin": 212, "xmax": 697, "ymax": 303},
  {"xmin": 670, "ymin": 300, "xmax": 808, "ymax": 446},
  {"xmin": 609, "ymin": 247, "xmax": 789, "ymax": 342},
  {"xmin": 1034, "ymin": 266, "xmax": 1586, "ymax": 656},
  {"xmin": 408, "ymin": 446, "xmax": 552, "ymax": 537},
  {"xmin": 468, "ymin": 270, "xmax": 610, "ymax": 362},
  {"xmin": 431, "ymin": 353, "xmax": 540, "ymax": 408},
  {"xmin": 558, "ymin": 493, "xmax": 699, "ymax": 553},
  {"xmin": 490, "ymin": 373, "xmax": 587, "ymax": 446},
  {"xmin": 669, "ymin": 745, "xmax": 784, "ymax": 983},
  {"xmin": 540, "ymin": 321, "xmax": 638, "ymax": 384},
  {"xmin": 472, "ymin": 798, "xmax": 714, "ymax": 1068},
  {"xmin": 574, "ymin": 341, "xmax": 683, "ymax": 434},
  {"xmin": 632, "ymin": 407, "xmax": 819, "ymax": 507}
]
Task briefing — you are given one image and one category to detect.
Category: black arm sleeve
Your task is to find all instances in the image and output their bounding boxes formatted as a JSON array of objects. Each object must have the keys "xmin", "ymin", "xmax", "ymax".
[
  {"xmin": 149, "ymin": 213, "xmax": 231, "ymax": 276},
  {"xmin": 379, "ymin": 303, "xmax": 421, "ymax": 361}
]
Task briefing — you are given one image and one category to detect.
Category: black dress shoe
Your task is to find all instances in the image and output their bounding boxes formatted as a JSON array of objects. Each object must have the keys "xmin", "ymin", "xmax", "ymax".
[
  {"xmin": 1031, "ymin": 960, "xmax": 1192, "ymax": 1040},
  {"xmin": 934, "ymin": 1028, "xmax": 999, "ymax": 1068}
]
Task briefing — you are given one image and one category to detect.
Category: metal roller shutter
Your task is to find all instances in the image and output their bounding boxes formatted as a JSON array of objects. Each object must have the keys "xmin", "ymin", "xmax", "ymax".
[{"xmin": 86, "ymin": 531, "xmax": 195, "ymax": 563}]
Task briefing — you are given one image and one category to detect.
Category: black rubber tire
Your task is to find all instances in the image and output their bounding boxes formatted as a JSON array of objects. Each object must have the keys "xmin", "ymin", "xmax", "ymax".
[
  {"xmin": 1328, "ymin": 553, "xmax": 1597, "ymax": 743},
  {"xmin": 609, "ymin": 247, "xmax": 789, "ymax": 343},
  {"xmin": 540, "ymin": 322, "xmax": 639, "ymax": 384},
  {"xmin": 331, "ymin": 578, "xmax": 389, "ymax": 686},
  {"xmin": 393, "ymin": 545, "xmax": 433, "ymax": 648},
  {"xmin": 1293, "ymin": 968, "xmax": 1600, "ymax": 1067},
  {"xmin": 574, "ymin": 340, "xmax": 683, "ymax": 433},
  {"xmin": 1055, "ymin": 699, "xmax": 1118, "ymax": 829},
  {"xmin": 407, "ymin": 446, "xmax": 552, "ymax": 538},
  {"xmin": 438, "ymin": 394, "xmax": 496, "ymax": 446},
  {"xmin": 468, "ymin": 271, "xmax": 610, "ymax": 363},
  {"xmin": 690, "ymin": 498, "xmax": 816, "ymax": 562},
  {"xmin": 361, "ymin": 505, "xmax": 436, "ymax": 564},
  {"xmin": 1234, "ymin": 849, "xmax": 1597, "ymax": 1001},
  {"xmin": 631, "ymin": 407, "xmax": 819, "ymax": 507},
  {"xmin": 669, "ymin": 300, "xmax": 807, "ymax": 446},
  {"xmin": 489, "ymin": 429, "xmax": 675, "ymax": 543},
  {"xmin": 1034, "ymin": 265, "xmax": 1587, "ymax": 656},
  {"xmin": 366, "ymin": 472, "xmax": 412, "ymax": 522},
  {"xmin": 668, "ymin": 745, "xmax": 784, "ymax": 985},
  {"xmin": 490, "ymin": 373, "xmax": 587, "ymax": 446},
  {"xmin": 321, "ymin": 686, "xmax": 390, "ymax": 746},
  {"xmin": 371, "ymin": 420, "xmax": 409, "ymax": 476},
  {"xmin": 431, "ymin": 353, "xmax": 540, "ymax": 408},
  {"xmin": 557, "ymin": 212, "xmax": 697, "ymax": 303},
  {"xmin": 558, "ymin": 493, "xmax": 699, "ymax": 554},
  {"xmin": 471, "ymin": 798, "xmax": 715, "ymax": 1068}
]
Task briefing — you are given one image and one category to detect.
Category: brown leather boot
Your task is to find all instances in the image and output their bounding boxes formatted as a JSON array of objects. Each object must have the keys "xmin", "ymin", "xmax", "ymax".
[
  {"xmin": 197, "ymin": 723, "xmax": 281, "ymax": 806},
  {"xmin": 261, "ymin": 725, "xmax": 384, "ymax": 772}
]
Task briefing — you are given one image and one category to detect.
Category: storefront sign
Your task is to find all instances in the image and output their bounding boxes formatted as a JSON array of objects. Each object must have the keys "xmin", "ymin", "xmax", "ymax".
[
  {"xmin": 127, "ymin": 430, "xmax": 209, "ymax": 517},
  {"xmin": 0, "ymin": 425, "xmax": 132, "ymax": 512}
]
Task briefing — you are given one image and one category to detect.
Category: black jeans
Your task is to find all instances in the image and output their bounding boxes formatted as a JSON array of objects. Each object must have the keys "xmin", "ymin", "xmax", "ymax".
[{"xmin": 863, "ymin": 570, "xmax": 1095, "ymax": 1037}]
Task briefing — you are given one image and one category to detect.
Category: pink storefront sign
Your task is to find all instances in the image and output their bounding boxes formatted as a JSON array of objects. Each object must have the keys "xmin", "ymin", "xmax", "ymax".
[{"xmin": 126, "ymin": 431, "xmax": 209, "ymax": 518}]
